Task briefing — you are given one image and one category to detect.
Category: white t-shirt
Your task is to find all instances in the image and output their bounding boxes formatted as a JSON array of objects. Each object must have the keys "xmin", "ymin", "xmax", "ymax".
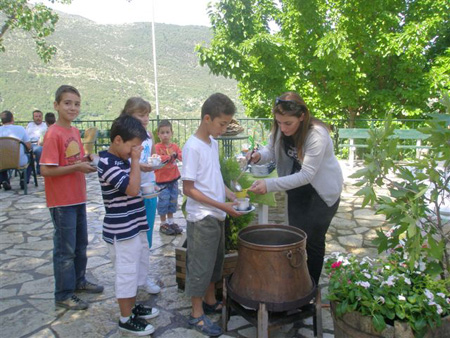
[
  {"xmin": 26, "ymin": 122, "xmax": 47, "ymax": 143},
  {"xmin": 139, "ymin": 133, "xmax": 155, "ymax": 184},
  {"xmin": 181, "ymin": 135, "xmax": 226, "ymax": 222}
]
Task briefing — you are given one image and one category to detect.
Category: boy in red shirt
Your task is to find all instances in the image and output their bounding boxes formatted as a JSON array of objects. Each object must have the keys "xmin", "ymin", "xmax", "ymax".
[
  {"xmin": 154, "ymin": 120, "xmax": 183, "ymax": 235},
  {"xmin": 40, "ymin": 85, "xmax": 103, "ymax": 310}
]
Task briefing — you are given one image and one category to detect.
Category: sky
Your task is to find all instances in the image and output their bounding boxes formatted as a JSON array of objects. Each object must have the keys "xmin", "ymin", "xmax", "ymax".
[{"xmin": 35, "ymin": 0, "xmax": 216, "ymax": 26}]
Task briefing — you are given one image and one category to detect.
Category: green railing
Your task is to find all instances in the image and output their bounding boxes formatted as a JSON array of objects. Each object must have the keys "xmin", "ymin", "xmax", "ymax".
[{"xmin": 14, "ymin": 117, "xmax": 431, "ymax": 158}]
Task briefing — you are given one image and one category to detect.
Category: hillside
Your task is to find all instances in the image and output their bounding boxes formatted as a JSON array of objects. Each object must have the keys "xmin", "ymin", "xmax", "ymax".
[{"xmin": 0, "ymin": 12, "xmax": 241, "ymax": 121}]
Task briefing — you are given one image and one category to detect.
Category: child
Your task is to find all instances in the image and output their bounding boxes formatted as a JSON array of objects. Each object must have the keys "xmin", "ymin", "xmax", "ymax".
[
  {"xmin": 182, "ymin": 93, "xmax": 244, "ymax": 336},
  {"xmin": 97, "ymin": 115, "xmax": 159, "ymax": 336},
  {"xmin": 40, "ymin": 85, "xmax": 103, "ymax": 310},
  {"xmin": 120, "ymin": 97, "xmax": 161, "ymax": 295},
  {"xmin": 154, "ymin": 119, "xmax": 183, "ymax": 235}
]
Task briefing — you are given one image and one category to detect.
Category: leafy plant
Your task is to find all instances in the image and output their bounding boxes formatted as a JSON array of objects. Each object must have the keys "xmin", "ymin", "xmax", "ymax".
[{"xmin": 326, "ymin": 112, "xmax": 450, "ymax": 336}]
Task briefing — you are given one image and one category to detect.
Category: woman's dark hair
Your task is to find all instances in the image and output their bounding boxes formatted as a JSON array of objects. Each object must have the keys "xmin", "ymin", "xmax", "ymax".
[
  {"xmin": 272, "ymin": 91, "xmax": 329, "ymax": 159},
  {"xmin": 110, "ymin": 115, "xmax": 148, "ymax": 142},
  {"xmin": 201, "ymin": 93, "xmax": 236, "ymax": 119}
]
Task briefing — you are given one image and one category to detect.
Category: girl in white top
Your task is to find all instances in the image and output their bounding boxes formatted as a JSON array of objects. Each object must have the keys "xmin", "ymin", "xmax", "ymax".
[
  {"xmin": 248, "ymin": 91, "xmax": 343, "ymax": 286},
  {"xmin": 120, "ymin": 97, "xmax": 161, "ymax": 295}
]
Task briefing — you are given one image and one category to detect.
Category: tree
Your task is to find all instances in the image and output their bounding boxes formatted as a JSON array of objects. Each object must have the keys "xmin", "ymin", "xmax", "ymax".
[
  {"xmin": 0, "ymin": 0, "xmax": 72, "ymax": 63},
  {"xmin": 197, "ymin": 0, "xmax": 450, "ymax": 125}
]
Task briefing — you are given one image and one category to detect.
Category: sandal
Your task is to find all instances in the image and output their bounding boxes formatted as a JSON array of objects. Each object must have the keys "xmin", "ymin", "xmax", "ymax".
[
  {"xmin": 202, "ymin": 300, "xmax": 223, "ymax": 314},
  {"xmin": 188, "ymin": 314, "xmax": 223, "ymax": 337},
  {"xmin": 169, "ymin": 222, "xmax": 183, "ymax": 234},
  {"xmin": 159, "ymin": 223, "xmax": 175, "ymax": 235}
]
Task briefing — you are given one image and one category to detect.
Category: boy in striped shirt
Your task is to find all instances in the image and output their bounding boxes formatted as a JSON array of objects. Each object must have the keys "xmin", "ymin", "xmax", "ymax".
[{"xmin": 97, "ymin": 115, "xmax": 159, "ymax": 336}]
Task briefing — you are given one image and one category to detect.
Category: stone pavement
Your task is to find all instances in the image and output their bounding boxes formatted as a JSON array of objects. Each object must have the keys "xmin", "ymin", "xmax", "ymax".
[{"xmin": 0, "ymin": 161, "xmax": 387, "ymax": 338}]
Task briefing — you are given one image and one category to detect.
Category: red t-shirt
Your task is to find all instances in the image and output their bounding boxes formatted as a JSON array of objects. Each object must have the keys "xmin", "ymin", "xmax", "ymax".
[
  {"xmin": 154, "ymin": 142, "xmax": 182, "ymax": 184},
  {"xmin": 40, "ymin": 124, "xmax": 87, "ymax": 208}
]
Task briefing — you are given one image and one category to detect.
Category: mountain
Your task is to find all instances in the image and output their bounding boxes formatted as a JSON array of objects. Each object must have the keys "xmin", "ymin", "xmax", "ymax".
[{"xmin": 0, "ymin": 12, "xmax": 241, "ymax": 121}]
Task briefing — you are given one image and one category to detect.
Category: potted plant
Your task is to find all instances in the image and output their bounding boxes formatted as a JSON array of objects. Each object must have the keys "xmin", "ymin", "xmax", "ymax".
[{"xmin": 325, "ymin": 112, "xmax": 450, "ymax": 337}]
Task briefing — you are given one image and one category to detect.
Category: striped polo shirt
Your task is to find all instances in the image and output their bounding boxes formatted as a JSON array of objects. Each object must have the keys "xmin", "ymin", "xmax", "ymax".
[{"xmin": 97, "ymin": 151, "xmax": 148, "ymax": 244}]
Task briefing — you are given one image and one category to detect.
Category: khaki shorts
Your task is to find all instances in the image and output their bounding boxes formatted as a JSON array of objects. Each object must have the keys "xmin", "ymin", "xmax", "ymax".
[{"xmin": 185, "ymin": 215, "xmax": 225, "ymax": 297}]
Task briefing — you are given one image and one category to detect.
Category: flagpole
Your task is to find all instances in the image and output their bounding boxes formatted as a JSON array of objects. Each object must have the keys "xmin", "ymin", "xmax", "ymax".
[{"xmin": 151, "ymin": 0, "xmax": 159, "ymax": 122}]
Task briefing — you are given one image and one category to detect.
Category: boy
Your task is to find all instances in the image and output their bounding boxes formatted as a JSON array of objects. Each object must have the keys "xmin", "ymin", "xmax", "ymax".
[
  {"xmin": 40, "ymin": 85, "xmax": 103, "ymax": 310},
  {"xmin": 97, "ymin": 115, "xmax": 159, "ymax": 336},
  {"xmin": 182, "ymin": 93, "xmax": 243, "ymax": 336},
  {"xmin": 154, "ymin": 119, "xmax": 183, "ymax": 235}
]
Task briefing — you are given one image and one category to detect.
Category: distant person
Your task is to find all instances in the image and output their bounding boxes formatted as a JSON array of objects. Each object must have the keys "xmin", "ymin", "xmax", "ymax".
[
  {"xmin": 119, "ymin": 97, "xmax": 161, "ymax": 295},
  {"xmin": 40, "ymin": 85, "xmax": 103, "ymax": 311},
  {"xmin": 154, "ymin": 119, "xmax": 183, "ymax": 235},
  {"xmin": 248, "ymin": 91, "xmax": 343, "ymax": 287},
  {"xmin": 38, "ymin": 113, "xmax": 56, "ymax": 146},
  {"xmin": 0, "ymin": 110, "xmax": 31, "ymax": 191},
  {"xmin": 182, "ymin": 93, "xmax": 243, "ymax": 337},
  {"xmin": 97, "ymin": 115, "xmax": 159, "ymax": 336},
  {"xmin": 26, "ymin": 109, "xmax": 47, "ymax": 176}
]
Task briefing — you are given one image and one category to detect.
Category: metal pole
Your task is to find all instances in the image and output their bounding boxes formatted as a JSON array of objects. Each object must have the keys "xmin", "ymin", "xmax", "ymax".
[{"xmin": 151, "ymin": 0, "xmax": 159, "ymax": 122}]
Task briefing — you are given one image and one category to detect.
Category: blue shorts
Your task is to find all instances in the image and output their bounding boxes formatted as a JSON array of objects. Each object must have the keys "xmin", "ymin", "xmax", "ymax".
[{"xmin": 157, "ymin": 180, "xmax": 179, "ymax": 215}]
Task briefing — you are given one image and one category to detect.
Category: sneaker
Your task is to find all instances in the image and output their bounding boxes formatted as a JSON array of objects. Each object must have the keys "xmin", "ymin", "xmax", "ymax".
[
  {"xmin": 144, "ymin": 279, "xmax": 161, "ymax": 295},
  {"xmin": 169, "ymin": 222, "xmax": 183, "ymax": 234},
  {"xmin": 2, "ymin": 181, "xmax": 11, "ymax": 191},
  {"xmin": 55, "ymin": 294, "xmax": 88, "ymax": 310},
  {"xmin": 119, "ymin": 314, "xmax": 155, "ymax": 336},
  {"xmin": 159, "ymin": 223, "xmax": 175, "ymax": 235},
  {"xmin": 132, "ymin": 304, "xmax": 160, "ymax": 319},
  {"xmin": 75, "ymin": 280, "xmax": 104, "ymax": 293},
  {"xmin": 188, "ymin": 314, "xmax": 223, "ymax": 337}
]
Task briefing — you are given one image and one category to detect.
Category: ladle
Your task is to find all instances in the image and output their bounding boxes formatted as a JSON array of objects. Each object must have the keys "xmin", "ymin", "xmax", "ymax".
[{"xmin": 231, "ymin": 149, "xmax": 255, "ymax": 192}]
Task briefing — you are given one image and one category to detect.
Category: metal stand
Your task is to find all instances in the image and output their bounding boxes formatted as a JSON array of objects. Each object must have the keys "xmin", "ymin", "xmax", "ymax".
[{"xmin": 222, "ymin": 278, "xmax": 323, "ymax": 338}]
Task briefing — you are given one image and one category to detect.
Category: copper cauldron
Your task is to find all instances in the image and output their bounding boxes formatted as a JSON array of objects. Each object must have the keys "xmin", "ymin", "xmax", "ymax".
[{"xmin": 228, "ymin": 224, "xmax": 315, "ymax": 312}]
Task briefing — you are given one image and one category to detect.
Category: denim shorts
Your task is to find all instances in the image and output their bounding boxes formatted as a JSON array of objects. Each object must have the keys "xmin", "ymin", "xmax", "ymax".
[
  {"xmin": 157, "ymin": 180, "xmax": 179, "ymax": 215},
  {"xmin": 185, "ymin": 215, "xmax": 225, "ymax": 297}
]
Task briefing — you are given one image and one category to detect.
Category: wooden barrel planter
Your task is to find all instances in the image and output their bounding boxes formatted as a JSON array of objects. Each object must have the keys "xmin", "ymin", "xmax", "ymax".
[
  {"xmin": 175, "ymin": 234, "xmax": 238, "ymax": 291},
  {"xmin": 331, "ymin": 302, "xmax": 450, "ymax": 338}
]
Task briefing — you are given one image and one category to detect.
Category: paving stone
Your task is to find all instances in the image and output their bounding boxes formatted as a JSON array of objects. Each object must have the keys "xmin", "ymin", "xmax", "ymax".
[
  {"xmin": 0, "ymin": 307, "xmax": 56, "ymax": 337},
  {"xmin": 1, "ymin": 257, "xmax": 48, "ymax": 271},
  {"xmin": 338, "ymin": 234, "xmax": 363, "ymax": 248}
]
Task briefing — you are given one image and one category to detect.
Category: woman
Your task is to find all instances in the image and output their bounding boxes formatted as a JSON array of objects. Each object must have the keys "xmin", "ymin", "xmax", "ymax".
[{"xmin": 248, "ymin": 91, "xmax": 343, "ymax": 286}]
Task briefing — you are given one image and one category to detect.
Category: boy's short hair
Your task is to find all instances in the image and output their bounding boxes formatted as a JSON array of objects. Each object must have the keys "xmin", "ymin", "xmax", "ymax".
[
  {"xmin": 110, "ymin": 115, "xmax": 148, "ymax": 143},
  {"xmin": 1, "ymin": 110, "xmax": 13, "ymax": 124},
  {"xmin": 55, "ymin": 85, "xmax": 81, "ymax": 103},
  {"xmin": 157, "ymin": 119, "xmax": 172, "ymax": 132},
  {"xmin": 45, "ymin": 112, "xmax": 56, "ymax": 125},
  {"xmin": 201, "ymin": 93, "xmax": 236, "ymax": 120}
]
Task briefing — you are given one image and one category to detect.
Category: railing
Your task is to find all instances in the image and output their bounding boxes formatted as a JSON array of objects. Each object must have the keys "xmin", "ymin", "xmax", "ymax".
[{"xmin": 14, "ymin": 117, "xmax": 431, "ymax": 158}]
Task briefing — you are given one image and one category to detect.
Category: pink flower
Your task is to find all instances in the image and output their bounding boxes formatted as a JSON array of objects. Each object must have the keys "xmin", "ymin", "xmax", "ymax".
[{"xmin": 331, "ymin": 261, "xmax": 342, "ymax": 269}]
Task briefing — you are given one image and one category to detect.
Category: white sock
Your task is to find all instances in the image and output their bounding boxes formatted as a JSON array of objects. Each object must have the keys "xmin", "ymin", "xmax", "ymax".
[
  {"xmin": 120, "ymin": 316, "xmax": 130, "ymax": 323},
  {"xmin": 167, "ymin": 218, "xmax": 174, "ymax": 224}
]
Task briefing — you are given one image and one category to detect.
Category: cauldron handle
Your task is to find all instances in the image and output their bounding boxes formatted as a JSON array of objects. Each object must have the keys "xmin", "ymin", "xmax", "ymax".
[{"xmin": 285, "ymin": 248, "xmax": 305, "ymax": 268}]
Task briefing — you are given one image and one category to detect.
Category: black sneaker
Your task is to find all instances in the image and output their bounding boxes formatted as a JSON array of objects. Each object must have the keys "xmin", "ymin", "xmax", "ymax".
[
  {"xmin": 55, "ymin": 294, "xmax": 88, "ymax": 310},
  {"xmin": 75, "ymin": 280, "xmax": 104, "ymax": 293},
  {"xmin": 132, "ymin": 304, "xmax": 160, "ymax": 319},
  {"xmin": 119, "ymin": 314, "xmax": 155, "ymax": 336},
  {"xmin": 2, "ymin": 181, "xmax": 11, "ymax": 191}
]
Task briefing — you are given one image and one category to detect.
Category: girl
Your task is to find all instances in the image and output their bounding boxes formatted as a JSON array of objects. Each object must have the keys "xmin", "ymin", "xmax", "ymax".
[{"xmin": 120, "ymin": 97, "xmax": 161, "ymax": 295}]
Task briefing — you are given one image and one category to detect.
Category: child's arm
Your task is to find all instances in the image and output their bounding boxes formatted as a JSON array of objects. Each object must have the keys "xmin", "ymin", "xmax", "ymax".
[
  {"xmin": 183, "ymin": 180, "xmax": 242, "ymax": 217},
  {"xmin": 125, "ymin": 145, "xmax": 143, "ymax": 196},
  {"xmin": 41, "ymin": 162, "xmax": 96, "ymax": 177}
]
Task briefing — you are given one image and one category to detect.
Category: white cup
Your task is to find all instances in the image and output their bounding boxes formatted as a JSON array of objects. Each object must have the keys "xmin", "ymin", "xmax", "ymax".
[
  {"xmin": 148, "ymin": 157, "xmax": 161, "ymax": 166},
  {"xmin": 141, "ymin": 183, "xmax": 155, "ymax": 194},
  {"xmin": 236, "ymin": 198, "xmax": 250, "ymax": 211}
]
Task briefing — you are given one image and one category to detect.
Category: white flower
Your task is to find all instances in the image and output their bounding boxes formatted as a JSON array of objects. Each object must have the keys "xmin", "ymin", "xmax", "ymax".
[
  {"xmin": 424, "ymin": 289, "xmax": 434, "ymax": 301},
  {"xmin": 356, "ymin": 281, "xmax": 370, "ymax": 288},
  {"xmin": 385, "ymin": 265, "xmax": 391, "ymax": 270},
  {"xmin": 398, "ymin": 295, "xmax": 406, "ymax": 301},
  {"xmin": 382, "ymin": 275, "xmax": 396, "ymax": 286},
  {"xmin": 436, "ymin": 292, "xmax": 445, "ymax": 298},
  {"xmin": 376, "ymin": 296, "xmax": 385, "ymax": 304},
  {"xmin": 404, "ymin": 277, "xmax": 411, "ymax": 285},
  {"xmin": 436, "ymin": 304, "xmax": 443, "ymax": 315},
  {"xmin": 364, "ymin": 273, "xmax": 372, "ymax": 279}
]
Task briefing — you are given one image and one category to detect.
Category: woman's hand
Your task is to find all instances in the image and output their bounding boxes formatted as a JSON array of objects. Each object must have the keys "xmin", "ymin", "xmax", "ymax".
[
  {"xmin": 248, "ymin": 179, "xmax": 267, "ymax": 194},
  {"xmin": 246, "ymin": 150, "xmax": 261, "ymax": 164}
]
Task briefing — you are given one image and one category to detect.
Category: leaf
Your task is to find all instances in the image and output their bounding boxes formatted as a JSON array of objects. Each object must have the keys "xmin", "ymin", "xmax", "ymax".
[{"xmin": 372, "ymin": 314, "xmax": 386, "ymax": 332}]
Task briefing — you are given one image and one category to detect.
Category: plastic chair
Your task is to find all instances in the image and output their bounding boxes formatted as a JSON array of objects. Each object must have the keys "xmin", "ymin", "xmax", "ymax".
[
  {"xmin": 82, "ymin": 127, "xmax": 98, "ymax": 155},
  {"xmin": 0, "ymin": 137, "xmax": 38, "ymax": 194}
]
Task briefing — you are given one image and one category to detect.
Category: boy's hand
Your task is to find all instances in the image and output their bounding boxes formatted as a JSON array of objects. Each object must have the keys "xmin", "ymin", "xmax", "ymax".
[
  {"xmin": 131, "ymin": 145, "xmax": 143, "ymax": 162},
  {"xmin": 140, "ymin": 163, "xmax": 155, "ymax": 172},
  {"xmin": 223, "ymin": 201, "xmax": 244, "ymax": 217},
  {"xmin": 77, "ymin": 162, "xmax": 97, "ymax": 173}
]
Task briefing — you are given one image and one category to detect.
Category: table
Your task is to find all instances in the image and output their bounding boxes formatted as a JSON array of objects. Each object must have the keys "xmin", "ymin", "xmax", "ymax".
[{"xmin": 215, "ymin": 135, "xmax": 248, "ymax": 158}]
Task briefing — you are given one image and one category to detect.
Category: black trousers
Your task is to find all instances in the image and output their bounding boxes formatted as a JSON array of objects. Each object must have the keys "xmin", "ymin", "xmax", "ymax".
[{"xmin": 287, "ymin": 184, "xmax": 340, "ymax": 286}]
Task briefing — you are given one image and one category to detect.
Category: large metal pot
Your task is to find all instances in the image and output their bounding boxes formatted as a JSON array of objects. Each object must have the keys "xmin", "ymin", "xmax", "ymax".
[{"xmin": 228, "ymin": 224, "xmax": 315, "ymax": 312}]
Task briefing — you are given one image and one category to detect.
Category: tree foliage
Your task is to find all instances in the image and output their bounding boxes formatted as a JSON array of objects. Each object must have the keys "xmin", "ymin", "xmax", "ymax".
[
  {"xmin": 197, "ymin": 0, "xmax": 450, "ymax": 124},
  {"xmin": 0, "ymin": 0, "xmax": 72, "ymax": 62}
]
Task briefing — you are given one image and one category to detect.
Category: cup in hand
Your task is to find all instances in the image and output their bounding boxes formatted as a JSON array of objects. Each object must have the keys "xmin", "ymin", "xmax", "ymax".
[
  {"xmin": 141, "ymin": 183, "xmax": 155, "ymax": 194},
  {"xmin": 236, "ymin": 197, "xmax": 250, "ymax": 211},
  {"xmin": 148, "ymin": 157, "xmax": 161, "ymax": 166}
]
